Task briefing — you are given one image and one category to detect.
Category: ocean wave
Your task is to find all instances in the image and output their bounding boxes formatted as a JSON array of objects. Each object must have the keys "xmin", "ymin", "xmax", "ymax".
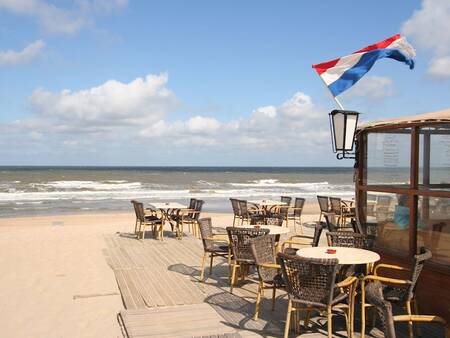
[
  {"xmin": 32, "ymin": 180, "xmax": 142, "ymax": 191},
  {"xmin": 0, "ymin": 184, "xmax": 355, "ymax": 203},
  {"xmin": 229, "ymin": 179, "xmax": 330, "ymax": 190}
]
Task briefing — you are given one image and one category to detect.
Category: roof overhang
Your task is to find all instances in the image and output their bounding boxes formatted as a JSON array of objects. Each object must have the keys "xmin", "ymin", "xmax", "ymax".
[{"xmin": 357, "ymin": 108, "xmax": 450, "ymax": 132}]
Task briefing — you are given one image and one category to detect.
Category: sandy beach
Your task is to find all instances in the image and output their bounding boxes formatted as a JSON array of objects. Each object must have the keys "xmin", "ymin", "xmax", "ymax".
[{"xmin": 0, "ymin": 206, "xmax": 321, "ymax": 338}]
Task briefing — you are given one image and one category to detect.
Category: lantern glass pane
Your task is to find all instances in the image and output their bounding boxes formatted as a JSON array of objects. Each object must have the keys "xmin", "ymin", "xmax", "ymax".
[
  {"xmin": 333, "ymin": 112, "xmax": 345, "ymax": 150},
  {"xmin": 344, "ymin": 114, "xmax": 358, "ymax": 150}
]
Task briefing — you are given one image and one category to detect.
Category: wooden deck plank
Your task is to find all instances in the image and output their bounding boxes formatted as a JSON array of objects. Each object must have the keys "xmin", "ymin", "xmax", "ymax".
[{"xmin": 120, "ymin": 303, "xmax": 237, "ymax": 338}]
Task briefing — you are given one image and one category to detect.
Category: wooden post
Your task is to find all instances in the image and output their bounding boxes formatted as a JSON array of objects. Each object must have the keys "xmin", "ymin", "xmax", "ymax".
[{"xmin": 409, "ymin": 127, "xmax": 419, "ymax": 256}]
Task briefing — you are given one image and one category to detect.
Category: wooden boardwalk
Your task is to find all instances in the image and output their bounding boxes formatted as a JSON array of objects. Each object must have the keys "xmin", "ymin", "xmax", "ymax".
[{"xmin": 105, "ymin": 229, "xmax": 446, "ymax": 338}]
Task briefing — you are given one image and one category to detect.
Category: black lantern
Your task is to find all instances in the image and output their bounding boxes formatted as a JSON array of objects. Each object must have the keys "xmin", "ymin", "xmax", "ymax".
[{"xmin": 329, "ymin": 110, "xmax": 360, "ymax": 159}]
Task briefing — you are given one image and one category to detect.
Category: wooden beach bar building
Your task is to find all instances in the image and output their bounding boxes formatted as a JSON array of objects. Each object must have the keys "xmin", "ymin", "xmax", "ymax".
[{"xmin": 355, "ymin": 108, "xmax": 450, "ymax": 321}]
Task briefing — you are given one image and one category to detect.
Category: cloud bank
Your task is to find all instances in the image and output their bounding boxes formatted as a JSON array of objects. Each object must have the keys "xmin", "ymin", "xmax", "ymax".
[{"xmin": 1, "ymin": 73, "xmax": 331, "ymax": 164}]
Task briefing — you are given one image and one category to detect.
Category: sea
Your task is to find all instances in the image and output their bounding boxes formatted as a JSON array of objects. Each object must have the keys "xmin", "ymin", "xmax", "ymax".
[{"xmin": 0, "ymin": 166, "xmax": 356, "ymax": 218}]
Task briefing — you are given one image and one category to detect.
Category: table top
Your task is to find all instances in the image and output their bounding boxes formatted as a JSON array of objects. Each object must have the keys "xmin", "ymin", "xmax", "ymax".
[
  {"xmin": 296, "ymin": 246, "xmax": 380, "ymax": 265},
  {"xmin": 248, "ymin": 199, "xmax": 287, "ymax": 207},
  {"xmin": 149, "ymin": 202, "xmax": 187, "ymax": 209},
  {"xmin": 231, "ymin": 225, "xmax": 290, "ymax": 235}
]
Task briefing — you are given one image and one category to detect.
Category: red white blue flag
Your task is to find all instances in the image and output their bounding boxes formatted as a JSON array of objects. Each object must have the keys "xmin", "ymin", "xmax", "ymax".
[{"xmin": 312, "ymin": 34, "xmax": 415, "ymax": 97}]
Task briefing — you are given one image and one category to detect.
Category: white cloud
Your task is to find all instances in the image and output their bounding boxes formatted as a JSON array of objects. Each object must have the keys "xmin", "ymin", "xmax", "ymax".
[
  {"xmin": 427, "ymin": 56, "xmax": 450, "ymax": 78},
  {"xmin": 278, "ymin": 92, "xmax": 316, "ymax": 118},
  {"xmin": 402, "ymin": 0, "xmax": 450, "ymax": 78},
  {"xmin": 0, "ymin": 40, "xmax": 44, "ymax": 65},
  {"xmin": 1, "ymin": 77, "xmax": 332, "ymax": 163},
  {"xmin": 0, "ymin": 0, "xmax": 128, "ymax": 34},
  {"xmin": 29, "ymin": 73, "xmax": 176, "ymax": 127},
  {"xmin": 342, "ymin": 76, "xmax": 394, "ymax": 99}
]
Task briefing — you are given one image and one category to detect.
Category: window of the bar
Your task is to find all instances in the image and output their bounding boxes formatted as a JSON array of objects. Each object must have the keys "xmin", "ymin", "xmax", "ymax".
[
  {"xmin": 418, "ymin": 196, "xmax": 450, "ymax": 266},
  {"xmin": 419, "ymin": 124, "xmax": 450, "ymax": 191},
  {"xmin": 366, "ymin": 130, "xmax": 411, "ymax": 186},
  {"xmin": 365, "ymin": 192, "xmax": 410, "ymax": 257}
]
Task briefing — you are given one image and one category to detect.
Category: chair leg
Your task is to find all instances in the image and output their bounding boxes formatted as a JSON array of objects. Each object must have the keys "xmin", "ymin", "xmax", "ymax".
[
  {"xmin": 344, "ymin": 308, "xmax": 351, "ymax": 338},
  {"xmin": 327, "ymin": 305, "xmax": 333, "ymax": 338},
  {"xmin": 200, "ymin": 252, "xmax": 207, "ymax": 281},
  {"xmin": 254, "ymin": 281, "xmax": 263, "ymax": 320},
  {"xmin": 272, "ymin": 285, "xmax": 277, "ymax": 311},
  {"xmin": 230, "ymin": 262, "xmax": 237, "ymax": 294},
  {"xmin": 284, "ymin": 299, "xmax": 292, "ymax": 338},
  {"xmin": 209, "ymin": 254, "xmax": 214, "ymax": 276},
  {"xmin": 361, "ymin": 281, "xmax": 366, "ymax": 338},
  {"xmin": 227, "ymin": 249, "xmax": 232, "ymax": 282},
  {"xmin": 304, "ymin": 307, "xmax": 311, "ymax": 327},
  {"xmin": 141, "ymin": 225, "xmax": 146, "ymax": 240},
  {"xmin": 413, "ymin": 299, "xmax": 422, "ymax": 337},
  {"xmin": 406, "ymin": 300, "xmax": 414, "ymax": 338}
]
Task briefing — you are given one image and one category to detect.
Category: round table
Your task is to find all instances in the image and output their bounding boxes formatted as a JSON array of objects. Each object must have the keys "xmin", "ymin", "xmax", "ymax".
[{"xmin": 296, "ymin": 246, "xmax": 380, "ymax": 265}]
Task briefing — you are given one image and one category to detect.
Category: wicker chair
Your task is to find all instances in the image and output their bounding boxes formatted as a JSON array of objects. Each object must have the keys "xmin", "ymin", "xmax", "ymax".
[
  {"xmin": 326, "ymin": 231, "xmax": 369, "ymax": 249},
  {"xmin": 323, "ymin": 212, "xmax": 339, "ymax": 232},
  {"xmin": 361, "ymin": 247, "xmax": 433, "ymax": 338},
  {"xmin": 133, "ymin": 201, "xmax": 164, "ymax": 240},
  {"xmin": 250, "ymin": 235, "xmax": 285, "ymax": 320},
  {"xmin": 286, "ymin": 197, "xmax": 305, "ymax": 233},
  {"xmin": 198, "ymin": 218, "xmax": 230, "ymax": 281},
  {"xmin": 238, "ymin": 200, "xmax": 260, "ymax": 225},
  {"xmin": 250, "ymin": 214, "xmax": 283, "ymax": 226},
  {"xmin": 226, "ymin": 227, "xmax": 270, "ymax": 293},
  {"xmin": 365, "ymin": 281, "xmax": 448, "ymax": 338},
  {"xmin": 317, "ymin": 195, "xmax": 330, "ymax": 222},
  {"xmin": 230, "ymin": 198, "xmax": 241, "ymax": 226},
  {"xmin": 281, "ymin": 221, "xmax": 324, "ymax": 255},
  {"xmin": 330, "ymin": 197, "xmax": 355, "ymax": 227},
  {"xmin": 131, "ymin": 200, "xmax": 162, "ymax": 235},
  {"xmin": 278, "ymin": 252, "xmax": 357, "ymax": 338},
  {"xmin": 174, "ymin": 199, "xmax": 204, "ymax": 238}
]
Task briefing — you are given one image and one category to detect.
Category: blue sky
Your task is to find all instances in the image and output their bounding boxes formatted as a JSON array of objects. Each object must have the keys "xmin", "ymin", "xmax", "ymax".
[{"xmin": 0, "ymin": 0, "xmax": 449, "ymax": 166}]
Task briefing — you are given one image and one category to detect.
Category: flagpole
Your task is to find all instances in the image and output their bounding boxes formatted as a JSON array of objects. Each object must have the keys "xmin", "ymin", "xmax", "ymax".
[{"xmin": 316, "ymin": 73, "xmax": 345, "ymax": 110}]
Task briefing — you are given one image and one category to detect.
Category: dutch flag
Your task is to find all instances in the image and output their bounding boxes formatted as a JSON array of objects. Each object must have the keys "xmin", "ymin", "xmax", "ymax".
[{"xmin": 312, "ymin": 34, "xmax": 416, "ymax": 97}]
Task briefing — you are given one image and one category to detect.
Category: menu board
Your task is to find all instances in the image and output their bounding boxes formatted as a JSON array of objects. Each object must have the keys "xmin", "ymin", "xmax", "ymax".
[{"xmin": 383, "ymin": 134, "xmax": 399, "ymax": 167}]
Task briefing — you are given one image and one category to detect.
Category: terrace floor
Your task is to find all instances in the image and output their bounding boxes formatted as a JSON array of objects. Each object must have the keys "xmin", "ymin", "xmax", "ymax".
[{"xmin": 104, "ymin": 225, "xmax": 445, "ymax": 338}]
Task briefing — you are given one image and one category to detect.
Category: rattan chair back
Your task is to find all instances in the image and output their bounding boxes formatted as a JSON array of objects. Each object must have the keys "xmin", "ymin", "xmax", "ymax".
[
  {"xmin": 365, "ymin": 281, "xmax": 397, "ymax": 338},
  {"xmin": 198, "ymin": 218, "xmax": 214, "ymax": 252},
  {"xmin": 278, "ymin": 252, "xmax": 339, "ymax": 307},
  {"xmin": 230, "ymin": 198, "xmax": 240, "ymax": 217},
  {"xmin": 281, "ymin": 196, "xmax": 292, "ymax": 206},
  {"xmin": 226, "ymin": 227, "xmax": 269, "ymax": 263},
  {"xmin": 323, "ymin": 213, "xmax": 338, "ymax": 232},
  {"xmin": 329, "ymin": 197, "xmax": 342, "ymax": 215},
  {"xmin": 193, "ymin": 199, "xmax": 204, "ymax": 220},
  {"xmin": 238, "ymin": 200, "xmax": 250, "ymax": 217},
  {"xmin": 131, "ymin": 199, "xmax": 139, "ymax": 217},
  {"xmin": 326, "ymin": 231, "xmax": 368, "ymax": 249},
  {"xmin": 293, "ymin": 197, "xmax": 305, "ymax": 217},
  {"xmin": 133, "ymin": 201, "xmax": 146, "ymax": 223},
  {"xmin": 250, "ymin": 215, "xmax": 283, "ymax": 227},
  {"xmin": 312, "ymin": 222, "xmax": 325, "ymax": 247},
  {"xmin": 265, "ymin": 215, "xmax": 284, "ymax": 226},
  {"xmin": 250, "ymin": 235, "xmax": 278, "ymax": 282},
  {"xmin": 406, "ymin": 247, "xmax": 432, "ymax": 301},
  {"xmin": 187, "ymin": 198, "xmax": 196, "ymax": 216},
  {"xmin": 317, "ymin": 195, "xmax": 330, "ymax": 213}
]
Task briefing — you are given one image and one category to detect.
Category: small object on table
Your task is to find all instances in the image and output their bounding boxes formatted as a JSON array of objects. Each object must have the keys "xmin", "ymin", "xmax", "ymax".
[{"xmin": 326, "ymin": 248, "xmax": 337, "ymax": 254}]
